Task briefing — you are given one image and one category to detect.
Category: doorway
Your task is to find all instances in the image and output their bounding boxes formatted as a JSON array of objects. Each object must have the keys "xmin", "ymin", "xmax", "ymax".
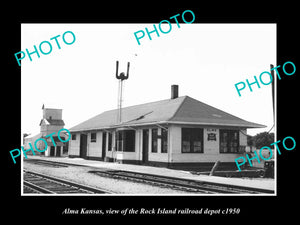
[
  {"xmin": 102, "ymin": 132, "xmax": 107, "ymax": 160},
  {"xmin": 142, "ymin": 129, "xmax": 149, "ymax": 163},
  {"xmin": 50, "ymin": 146, "xmax": 55, "ymax": 156},
  {"xmin": 56, "ymin": 146, "xmax": 61, "ymax": 157},
  {"xmin": 80, "ymin": 134, "xmax": 88, "ymax": 158}
]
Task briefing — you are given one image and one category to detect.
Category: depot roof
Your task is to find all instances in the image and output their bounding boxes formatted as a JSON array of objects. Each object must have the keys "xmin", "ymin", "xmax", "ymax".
[{"xmin": 69, "ymin": 96, "xmax": 265, "ymax": 132}]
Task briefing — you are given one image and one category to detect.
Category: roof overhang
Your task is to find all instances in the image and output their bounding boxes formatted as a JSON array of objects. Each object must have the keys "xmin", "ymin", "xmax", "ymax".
[
  {"xmin": 68, "ymin": 120, "xmax": 265, "ymax": 132},
  {"xmin": 164, "ymin": 121, "xmax": 266, "ymax": 128}
]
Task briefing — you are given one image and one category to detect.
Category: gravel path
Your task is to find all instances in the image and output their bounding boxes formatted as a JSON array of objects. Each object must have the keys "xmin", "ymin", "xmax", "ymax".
[{"xmin": 23, "ymin": 161, "xmax": 191, "ymax": 195}]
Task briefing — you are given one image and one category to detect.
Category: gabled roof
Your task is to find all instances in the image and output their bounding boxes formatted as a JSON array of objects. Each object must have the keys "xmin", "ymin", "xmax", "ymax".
[
  {"xmin": 69, "ymin": 96, "xmax": 265, "ymax": 132},
  {"xmin": 24, "ymin": 133, "xmax": 42, "ymax": 140},
  {"xmin": 39, "ymin": 118, "xmax": 65, "ymax": 126},
  {"xmin": 168, "ymin": 96, "xmax": 265, "ymax": 127},
  {"xmin": 24, "ymin": 132, "xmax": 67, "ymax": 140}
]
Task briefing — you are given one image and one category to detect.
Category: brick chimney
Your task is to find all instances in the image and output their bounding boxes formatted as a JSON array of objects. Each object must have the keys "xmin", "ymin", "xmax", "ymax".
[{"xmin": 171, "ymin": 85, "xmax": 179, "ymax": 99}]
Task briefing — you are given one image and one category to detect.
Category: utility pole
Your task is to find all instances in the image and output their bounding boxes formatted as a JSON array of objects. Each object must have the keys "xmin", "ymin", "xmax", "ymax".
[
  {"xmin": 270, "ymin": 64, "xmax": 275, "ymax": 120},
  {"xmin": 116, "ymin": 61, "xmax": 130, "ymax": 124},
  {"xmin": 115, "ymin": 61, "xmax": 130, "ymax": 158}
]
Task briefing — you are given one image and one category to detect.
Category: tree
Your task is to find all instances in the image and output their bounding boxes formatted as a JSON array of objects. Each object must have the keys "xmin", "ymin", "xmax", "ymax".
[
  {"xmin": 247, "ymin": 135, "xmax": 254, "ymax": 147},
  {"xmin": 252, "ymin": 132, "xmax": 274, "ymax": 149}
]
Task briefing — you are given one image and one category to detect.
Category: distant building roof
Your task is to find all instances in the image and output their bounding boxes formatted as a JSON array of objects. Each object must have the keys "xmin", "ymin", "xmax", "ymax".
[
  {"xmin": 39, "ymin": 119, "xmax": 65, "ymax": 126},
  {"xmin": 24, "ymin": 133, "xmax": 42, "ymax": 140},
  {"xmin": 69, "ymin": 96, "xmax": 265, "ymax": 132},
  {"xmin": 24, "ymin": 132, "xmax": 67, "ymax": 142}
]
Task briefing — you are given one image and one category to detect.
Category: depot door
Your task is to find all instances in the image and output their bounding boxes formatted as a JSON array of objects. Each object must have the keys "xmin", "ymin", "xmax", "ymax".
[
  {"xmin": 142, "ymin": 129, "xmax": 149, "ymax": 163},
  {"xmin": 102, "ymin": 132, "xmax": 106, "ymax": 160},
  {"xmin": 56, "ymin": 146, "xmax": 61, "ymax": 157},
  {"xmin": 50, "ymin": 146, "xmax": 55, "ymax": 156},
  {"xmin": 80, "ymin": 134, "xmax": 87, "ymax": 159}
]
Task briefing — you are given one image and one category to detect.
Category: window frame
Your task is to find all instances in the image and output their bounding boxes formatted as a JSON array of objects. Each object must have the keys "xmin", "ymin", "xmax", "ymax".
[
  {"xmin": 151, "ymin": 128, "xmax": 158, "ymax": 153},
  {"xmin": 116, "ymin": 131, "xmax": 123, "ymax": 151},
  {"xmin": 91, "ymin": 132, "xmax": 97, "ymax": 142},
  {"xmin": 181, "ymin": 128, "xmax": 204, "ymax": 153},
  {"xmin": 161, "ymin": 128, "xmax": 168, "ymax": 153},
  {"xmin": 108, "ymin": 132, "xmax": 112, "ymax": 151},
  {"xmin": 116, "ymin": 130, "xmax": 135, "ymax": 152},
  {"xmin": 219, "ymin": 129, "xmax": 240, "ymax": 153}
]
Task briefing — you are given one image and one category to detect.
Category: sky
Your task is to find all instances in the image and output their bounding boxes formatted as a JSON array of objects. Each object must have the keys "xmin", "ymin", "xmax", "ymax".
[{"xmin": 21, "ymin": 23, "xmax": 276, "ymax": 137}]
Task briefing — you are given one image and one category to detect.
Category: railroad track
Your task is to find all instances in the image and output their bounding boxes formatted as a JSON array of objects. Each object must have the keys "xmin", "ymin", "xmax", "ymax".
[
  {"xmin": 24, "ymin": 158, "xmax": 82, "ymax": 168},
  {"xmin": 23, "ymin": 170, "xmax": 114, "ymax": 194},
  {"xmin": 24, "ymin": 159, "xmax": 273, "ymax": 194},
  {"xmin": 89, "ymin": 170, "xmax": 274, "ymax": 194}
]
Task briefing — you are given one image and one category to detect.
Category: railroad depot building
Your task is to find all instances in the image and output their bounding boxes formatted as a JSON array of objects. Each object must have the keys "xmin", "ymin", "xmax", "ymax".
[{"xmin": 68, "ymin": 85, "xmax": 265, "ymax": 170}]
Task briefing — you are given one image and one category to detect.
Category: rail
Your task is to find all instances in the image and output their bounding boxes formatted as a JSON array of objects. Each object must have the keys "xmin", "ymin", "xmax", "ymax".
[{"xmin": 23, "ymin": 170, "xmax": 114, "ymax": 194}]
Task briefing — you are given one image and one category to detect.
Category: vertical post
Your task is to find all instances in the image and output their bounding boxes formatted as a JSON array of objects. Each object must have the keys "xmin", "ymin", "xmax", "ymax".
[
  {"xmin": 270, "ymin": 64, "xmax": 275, "ymax": 120},
  {"xmin": 209, "ymin": 160, "xmax": 220, "ymax": 176},
  {"xmin": 119, "ymin": 80, "xmax": 123, "ymax": 123},
  {"xmin": 115, "ymin": 61, "xmax": 130, "ymax": 159},
  {"xmin": 117, "ymin": 79, "xmax": 121, "ymax": 124},
  {"xmin": 115, "ymin": 61, "xmax": 129, "ymax": 124}
]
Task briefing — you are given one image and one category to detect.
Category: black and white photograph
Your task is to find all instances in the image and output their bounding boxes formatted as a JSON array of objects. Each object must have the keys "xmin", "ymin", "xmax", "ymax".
[
  {"xmin": 4, "ymin": 4, "xmax": 298, "ymax": 221},
  {"xmin": 21, "ymin": 23, "xmax": 276, "ymax": 196}
]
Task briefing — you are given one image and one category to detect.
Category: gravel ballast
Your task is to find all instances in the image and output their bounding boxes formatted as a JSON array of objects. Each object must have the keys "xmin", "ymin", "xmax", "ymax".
[{"xmin": 23, "ymin": 161, "xmax": 191, "ymax": 195}]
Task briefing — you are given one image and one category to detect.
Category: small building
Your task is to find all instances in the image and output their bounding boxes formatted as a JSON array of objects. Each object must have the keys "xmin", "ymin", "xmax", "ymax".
[
  {"xmin": 68, "ymin": 85, "xmax": 265, "ymax": 170},
  {"xmin": 24, "ymin": 106, "xmax": 68, "ymax": 157}
]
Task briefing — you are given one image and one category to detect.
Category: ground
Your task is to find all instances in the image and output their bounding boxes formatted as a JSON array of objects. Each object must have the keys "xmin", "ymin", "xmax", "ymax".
[
  {"xmin": 22, "ymin": 156, "xmax": 275, "ymax": 195},
  {"xmin": 23, "ymin": 160, "xmax": 191, "ymax": 194}
]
